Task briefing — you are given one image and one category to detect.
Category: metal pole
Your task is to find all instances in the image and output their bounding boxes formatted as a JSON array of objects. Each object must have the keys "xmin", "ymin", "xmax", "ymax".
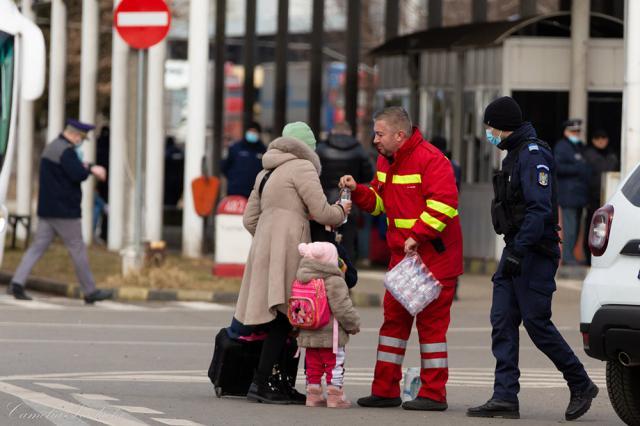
[
  {"xmin": 134, "ymin": 49, "xmax": 146, "ymax": 264},
  {"xmin": 108, "ymin": 0, "xmax": 129, "ymax": 251},
  {"xmin": 243, "ymin": 0, "xmax": 256, "ymax": 129},
  {"xmin": 472, "ymin": 0, "xmax": 487, "ymax": 22},
  {"xmin": 345, "ymin": 0, "xmax": 360, "ymax": 136},
  {"xmin": 520, "ymin": 0, "xmax": 537, "ymax": 17},
  {"xmin": 569, "ymin": 0, "xmax": 589, "ymax": 130},
  {"xmin": 621, "ymin": 0, "xmax": 640, "ymax": 177},
  {"xmin": 385, "ymin": 0, "xmax": 399, "ymax": 40},
  {"xmin": 145, "ymin": 40, "xmax": 167, "ymax": 243},
  {"xmin": 183, "ymin": 0, "xmax": 209, "ymax": 257},
  {"xmin": 47, "ymin": 0, "xmax": 67, "ymax": 142},
  {"xmin": 17, "ymin": 0, "xmax": 35, "ymax": 239},
  {"xmin": 274, "ymin": 0, "xmax": 289, "ymax": 135},
  {"xmin": 80, "ymin": 0, "xmax": 99, "ymax": 244},
  {"xmin": 308, "ymin": 0, "xmax": 324, "ymax": 136},
  {"xmin": 213, "ymin": 0, "xmax": 226, "ymax": 177},
  {"xmin": 428, "ymin": 0, "xmax": 443, "ymax": 29}
]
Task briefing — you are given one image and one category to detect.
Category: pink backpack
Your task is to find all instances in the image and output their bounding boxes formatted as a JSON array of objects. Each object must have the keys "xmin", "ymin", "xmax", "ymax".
[{"xmin": 287, "ymin": 278, "xmax": 331, "ymax": 329}]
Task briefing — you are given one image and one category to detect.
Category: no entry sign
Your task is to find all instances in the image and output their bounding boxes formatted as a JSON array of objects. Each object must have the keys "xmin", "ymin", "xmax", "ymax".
[{"xmin": 114, "ymin": 0, "xmax": 171, "ymax": 50}]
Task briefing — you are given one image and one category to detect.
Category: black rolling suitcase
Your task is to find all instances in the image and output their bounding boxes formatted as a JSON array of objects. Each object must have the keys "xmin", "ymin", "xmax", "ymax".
[{"xmin": 208, "ymin": 328, "xmax": 299, "ymax": 398}]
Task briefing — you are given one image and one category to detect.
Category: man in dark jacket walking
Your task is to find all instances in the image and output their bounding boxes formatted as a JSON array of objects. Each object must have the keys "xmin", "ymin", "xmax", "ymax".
[
  {"xmin": 7, "ymin": 120, "xmax": 113, "ymax": 303},
  {"xmin": 221, "ymin": 121, "xmax": 266, "ymax": 198},
  {"xmin": 582, "ymin": 129, "xmax": 619, "ymax": 265},
  {"xmin": 554, "ymin": 119, "xmax": 591, "ymax": 265},
  {"xmin": 316, "ymin": 121, "xmax": 374, "ymax": 260}
]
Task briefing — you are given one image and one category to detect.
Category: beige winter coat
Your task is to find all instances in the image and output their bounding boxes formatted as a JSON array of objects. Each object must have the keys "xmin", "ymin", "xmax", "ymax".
[
  {"xmin": 295, "ymin": 258, "xmax": 360, "ymax": 348},
  {"xmin": 234, "ymin": 137, "xmax": 346, "ymax": 325}
]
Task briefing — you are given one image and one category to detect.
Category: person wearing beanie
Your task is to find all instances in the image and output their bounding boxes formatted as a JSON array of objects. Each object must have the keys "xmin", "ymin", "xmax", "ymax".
[
  {"xmin": 468, "ymin": 97, "xmax": 598, "ymax": 421},
  {"xmin": 237, "ymin": 119, "xmax": 350, "ymax": 405},
  {"xmin": 553, "ymin": 118, "xmax": 591, "ymax": 265},
  {"xmin": 221, "ymin": 120, "xmax": 267, "ymax": 198},
  {"xmin": 282, "ymin": 121, "xmax": 317, "ymax": 150}
]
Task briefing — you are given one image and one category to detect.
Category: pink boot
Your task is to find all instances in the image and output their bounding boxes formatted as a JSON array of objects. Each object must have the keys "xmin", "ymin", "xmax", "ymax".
[
  {"xmin": 306, "ymin": 385, "xmax": 326, "ymax": 407},
  {"xmin": 327, "ymin": 385, "xmax": 352, "ymax": 408}
]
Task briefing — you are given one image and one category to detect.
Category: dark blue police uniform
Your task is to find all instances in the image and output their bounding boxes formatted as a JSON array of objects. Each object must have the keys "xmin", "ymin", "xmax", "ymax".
[{"xmin": 490, "ymin": 122, "xmax": 591, "ymax": 403}]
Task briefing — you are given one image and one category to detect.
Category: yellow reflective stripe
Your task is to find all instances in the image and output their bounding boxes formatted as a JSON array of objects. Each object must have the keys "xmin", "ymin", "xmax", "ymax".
[
  {"xmin": 420, "ymin": 211, "xmax": 446, "ymax": 232},
  {"xmin": 392, "ymin": 174, "xmax": 422, "ymax": 184},
  {"xmin": 426, "ymin": 199, "xmax": 458, "ymax": 218},
  {"xmin": 394, "ymin": 218, "xmax": 417, "ymax": 229},
  {"xmin": 370, "ymin": 187, "xmax": 385, "ymax": 216},
  {"xmin": 376, "ymin": 171, "xmax": 387, "ymax": 183}
]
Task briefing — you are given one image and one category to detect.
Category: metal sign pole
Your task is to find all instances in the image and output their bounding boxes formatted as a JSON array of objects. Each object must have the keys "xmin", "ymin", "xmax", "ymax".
[{"xmin": 134, "ymin": 48, "xmax": 146, "ymax": 265}]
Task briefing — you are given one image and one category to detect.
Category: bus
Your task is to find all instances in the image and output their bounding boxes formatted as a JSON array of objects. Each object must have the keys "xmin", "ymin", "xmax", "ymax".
[{"xmin": 0, "ymin": 0, "xmax": 45, "ymax": 262}]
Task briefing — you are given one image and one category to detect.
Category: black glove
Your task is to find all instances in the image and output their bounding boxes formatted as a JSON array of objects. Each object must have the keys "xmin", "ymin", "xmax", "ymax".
[{"xmin": 502, "ymin": 250, "xmax": 523, "ymax": 278}]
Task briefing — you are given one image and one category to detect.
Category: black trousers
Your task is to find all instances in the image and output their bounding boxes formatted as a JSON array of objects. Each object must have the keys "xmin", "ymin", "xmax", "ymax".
[{"xmin": 255, "ymin": 312, "xmax": 293, "ymax": 384}]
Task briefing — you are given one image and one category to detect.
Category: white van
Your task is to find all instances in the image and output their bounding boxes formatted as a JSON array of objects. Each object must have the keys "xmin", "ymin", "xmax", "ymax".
[{"xmin": 580, "ymin": 163, "xmax": 640, "ymax": 425}]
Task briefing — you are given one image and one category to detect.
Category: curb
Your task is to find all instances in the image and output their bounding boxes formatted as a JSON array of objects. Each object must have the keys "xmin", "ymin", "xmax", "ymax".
[{"xmin": 0, "ymin": 272, "xmax": 384, "ymax": 307}]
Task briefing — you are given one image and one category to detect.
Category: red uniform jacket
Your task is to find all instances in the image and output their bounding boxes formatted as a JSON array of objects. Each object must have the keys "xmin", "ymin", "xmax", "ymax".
[{"xmin": 352, "ymin": 128, "xmax": 463, "ymax": 283}]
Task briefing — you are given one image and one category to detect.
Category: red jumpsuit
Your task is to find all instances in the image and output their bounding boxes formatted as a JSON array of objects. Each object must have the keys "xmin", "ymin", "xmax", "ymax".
[{"xmin": 352, "ymin": 128, "xmax": 463, "ymax": 402}]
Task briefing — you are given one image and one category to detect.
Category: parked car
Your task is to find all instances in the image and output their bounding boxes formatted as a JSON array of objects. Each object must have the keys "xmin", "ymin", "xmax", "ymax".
[{"xmin": 580, "ymin": 163, "xmax": 640, "ymax": 426}]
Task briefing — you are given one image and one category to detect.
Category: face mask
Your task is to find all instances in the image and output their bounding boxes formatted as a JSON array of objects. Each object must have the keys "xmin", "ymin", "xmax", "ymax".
[
  {"xmin": 485, "ymin": 128, "xmax": 501, "ymax": 146},
  {"xmin": 245, "ymin": 131, "xmax": 259, "ymax": 143},
  {"xmin": 568, "ymin": 135, "xmax": 581, "ymax": 144},
  {"xmin": 75, "ymin": 144, "xmax": 84, "ymax": 161}
]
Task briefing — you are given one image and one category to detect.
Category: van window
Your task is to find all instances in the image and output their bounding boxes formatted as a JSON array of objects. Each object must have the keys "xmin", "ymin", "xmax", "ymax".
[
  {"xmin": 622, "ymin": 165, "xmax": 640, "ymax": 207},
  {"xmin": 0, "ymin": 31, "xmax": 15, "ymax": 172}
]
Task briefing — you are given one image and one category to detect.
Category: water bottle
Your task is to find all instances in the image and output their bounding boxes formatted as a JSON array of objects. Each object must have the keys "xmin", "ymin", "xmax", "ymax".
[
  {"xmin": 339, "ymin": 188, "xmax": 351, "ymax": 225},
  {"xmin": 402, "ymin": 367, "xmax": 421, "ymax": 401}
]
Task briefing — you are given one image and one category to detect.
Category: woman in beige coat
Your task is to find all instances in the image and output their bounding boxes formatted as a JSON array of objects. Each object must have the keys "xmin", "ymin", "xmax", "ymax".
[{"xmin": 235, "ymin": 122, "xmax": 349, "ymax": 405}]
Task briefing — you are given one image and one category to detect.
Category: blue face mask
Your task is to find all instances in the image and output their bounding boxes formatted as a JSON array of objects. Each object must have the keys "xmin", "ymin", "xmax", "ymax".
[
  {"xmin": 245, "ymin": 131, "xmax": 259, "ymax": 143},
  {"xmin": 485, "ymin": 128, "xmax": 501, "ymax": 146},
  {"xmin": 75, "ymin": 142, "xmax": 84, "ymax": 161},
  {"xmin": 568, "ymin": 135, "xmax": 581, "ymax": 144}
]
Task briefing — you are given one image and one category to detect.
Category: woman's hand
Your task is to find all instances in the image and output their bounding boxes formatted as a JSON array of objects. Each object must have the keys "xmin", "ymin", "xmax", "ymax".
[{"xmin": 337, "ymin": 199, "xmax": 352, "ymax": 216}]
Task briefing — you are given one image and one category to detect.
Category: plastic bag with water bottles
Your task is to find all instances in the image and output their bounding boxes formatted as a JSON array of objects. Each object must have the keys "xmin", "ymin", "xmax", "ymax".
[{"xmin": 383, "ymin": 253, "xmax": 442, "ymax": 316}]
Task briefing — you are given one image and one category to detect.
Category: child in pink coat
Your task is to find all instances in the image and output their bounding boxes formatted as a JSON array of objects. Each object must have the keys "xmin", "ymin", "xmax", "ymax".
[{"xmin": 295, "ymin": 242, "xmax": 361, "ymax": 408}]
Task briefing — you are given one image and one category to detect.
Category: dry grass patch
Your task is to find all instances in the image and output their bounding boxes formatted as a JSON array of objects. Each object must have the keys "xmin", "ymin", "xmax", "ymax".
[{"xmin": 2, "ymin": 242, "xmax": 241, "ymax": 292}]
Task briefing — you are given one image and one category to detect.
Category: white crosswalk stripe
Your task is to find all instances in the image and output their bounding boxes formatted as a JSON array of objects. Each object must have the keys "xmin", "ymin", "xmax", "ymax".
[
  {"xmin": 4, "ymin": 368, "xmax": 607, "ymax": 390},
  {"xmin": 0, "ymin": 296, "xmax": 233, "ymax": 312}
]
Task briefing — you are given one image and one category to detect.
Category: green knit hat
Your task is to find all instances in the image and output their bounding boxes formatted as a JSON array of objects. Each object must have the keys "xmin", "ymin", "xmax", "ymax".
[{"xmin": 282, "ymin": 121, "xmax": 316, "ymax": 150}]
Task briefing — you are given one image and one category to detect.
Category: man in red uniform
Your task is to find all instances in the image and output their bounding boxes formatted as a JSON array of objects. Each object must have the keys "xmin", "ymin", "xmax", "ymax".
[{"xmin": 340, "ymin": 106, "xmax": 463, "ymax": 411}]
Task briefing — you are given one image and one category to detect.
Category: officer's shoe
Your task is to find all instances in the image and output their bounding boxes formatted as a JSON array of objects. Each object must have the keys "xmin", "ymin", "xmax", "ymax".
[
  {"xmin": 7, "ymin": 283, "xmax": 32, "ymax": 301},
  {"xmin": 402, "ymin": 396, "xmax": 448, "ymax": 411},
  {"xmin": 466, "ymin": 399, "xmax": 520, "ymax": 419},
  {"xmin": 247, "ymin": 379, "xmax": 290, "ymax": 404},
  {"xmin": 84, "ymin": 289, "xmax": 114, "ymax": 304},
  {"xmin": 356, "ymin": 394, "xmax": 402, "ymax": 408},
  {"xmin": 565, "ymin": 381, "xmax": 599, "ymax": 421}
]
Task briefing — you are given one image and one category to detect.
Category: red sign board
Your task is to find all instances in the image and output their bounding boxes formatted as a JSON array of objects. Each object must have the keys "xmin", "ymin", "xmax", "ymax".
[{"xmin": 114, "ymin": 0, "xmax": 171, "ymax": 50}]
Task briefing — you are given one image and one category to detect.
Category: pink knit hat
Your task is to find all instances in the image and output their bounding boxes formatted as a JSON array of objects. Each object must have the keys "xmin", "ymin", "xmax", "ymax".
[{"xmin": 298, "ymin": 242, "xmax": 338, "ymax": 266}]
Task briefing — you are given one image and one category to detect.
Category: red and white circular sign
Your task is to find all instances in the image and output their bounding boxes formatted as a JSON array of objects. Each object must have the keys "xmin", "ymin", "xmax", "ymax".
[{"xmin": 114, "ymin": 0, "xmax": 171, "ymax": 50}]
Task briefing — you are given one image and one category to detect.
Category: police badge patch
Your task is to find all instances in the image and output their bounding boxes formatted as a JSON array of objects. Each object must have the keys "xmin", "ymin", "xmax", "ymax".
[{"xmin": 536, "ymin": 164, "xmax": 549, "ymax": 187}]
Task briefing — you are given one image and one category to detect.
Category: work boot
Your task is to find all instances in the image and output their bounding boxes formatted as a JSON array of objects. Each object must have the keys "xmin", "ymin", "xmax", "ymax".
[
  {"xmin": 7, "ymin": 283, "xmax": 32, "ymax": 301},
  {"xmin": 565, "ymin": 381, "xmax": 599, "ymax": 421},
  {"xmin": 84, "ymin": 289, "xmax": 114, "ymax": 304},
  {"xmin": 402, "ymin": 396, "xmax": 448, "ymax": 411},
  {"xmin": 247, "ymin": 377, "xmax": 290, "ymax": 404},
  {"xmin": 327, "ymin": 385, "xmax": 352, "ymax": 408},
  {"xmin": 356, "ymin": 394, "xmax": 402, "ymax": 408},
  {"xmin": 305, "ymin": 385, "xmax": 326, "ymax": 407},
  {"xmin": 467, "ymin": 399, "xmax": 520, "ymax": 419},
  {"xmin": 274, "ymin": 371, "xmax": 305, "ymax": 405}
]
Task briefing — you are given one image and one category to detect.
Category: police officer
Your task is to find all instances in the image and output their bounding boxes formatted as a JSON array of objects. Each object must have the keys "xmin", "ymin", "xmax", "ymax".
[
  {"xmin": 467, "ymin": 97, "xmax": 598, "ymax": 421},
  {"xmin": 7, "ymin": 119, "xmax": 113, "ymax": 303}
]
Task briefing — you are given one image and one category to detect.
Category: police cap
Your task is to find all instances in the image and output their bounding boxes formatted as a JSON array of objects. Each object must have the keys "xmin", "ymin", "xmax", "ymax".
[
  {"xmin": 562, "ymin": 118, "xmax": 582, "ymax": 131},
  {"xmin": 65, "ymin": 119, "xmax": 95, "ymax": 134}
]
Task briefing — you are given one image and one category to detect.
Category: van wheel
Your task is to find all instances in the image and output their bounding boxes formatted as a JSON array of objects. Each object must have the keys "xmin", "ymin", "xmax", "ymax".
[{"xmin": 606, "ymin": 360, "xmax": 640, "ymax": 425}]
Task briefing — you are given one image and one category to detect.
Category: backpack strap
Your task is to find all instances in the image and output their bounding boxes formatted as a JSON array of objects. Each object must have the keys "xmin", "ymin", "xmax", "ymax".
[{"xmin": 258, "ymin": 171, "xmax": 272, "ymax": 197}]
